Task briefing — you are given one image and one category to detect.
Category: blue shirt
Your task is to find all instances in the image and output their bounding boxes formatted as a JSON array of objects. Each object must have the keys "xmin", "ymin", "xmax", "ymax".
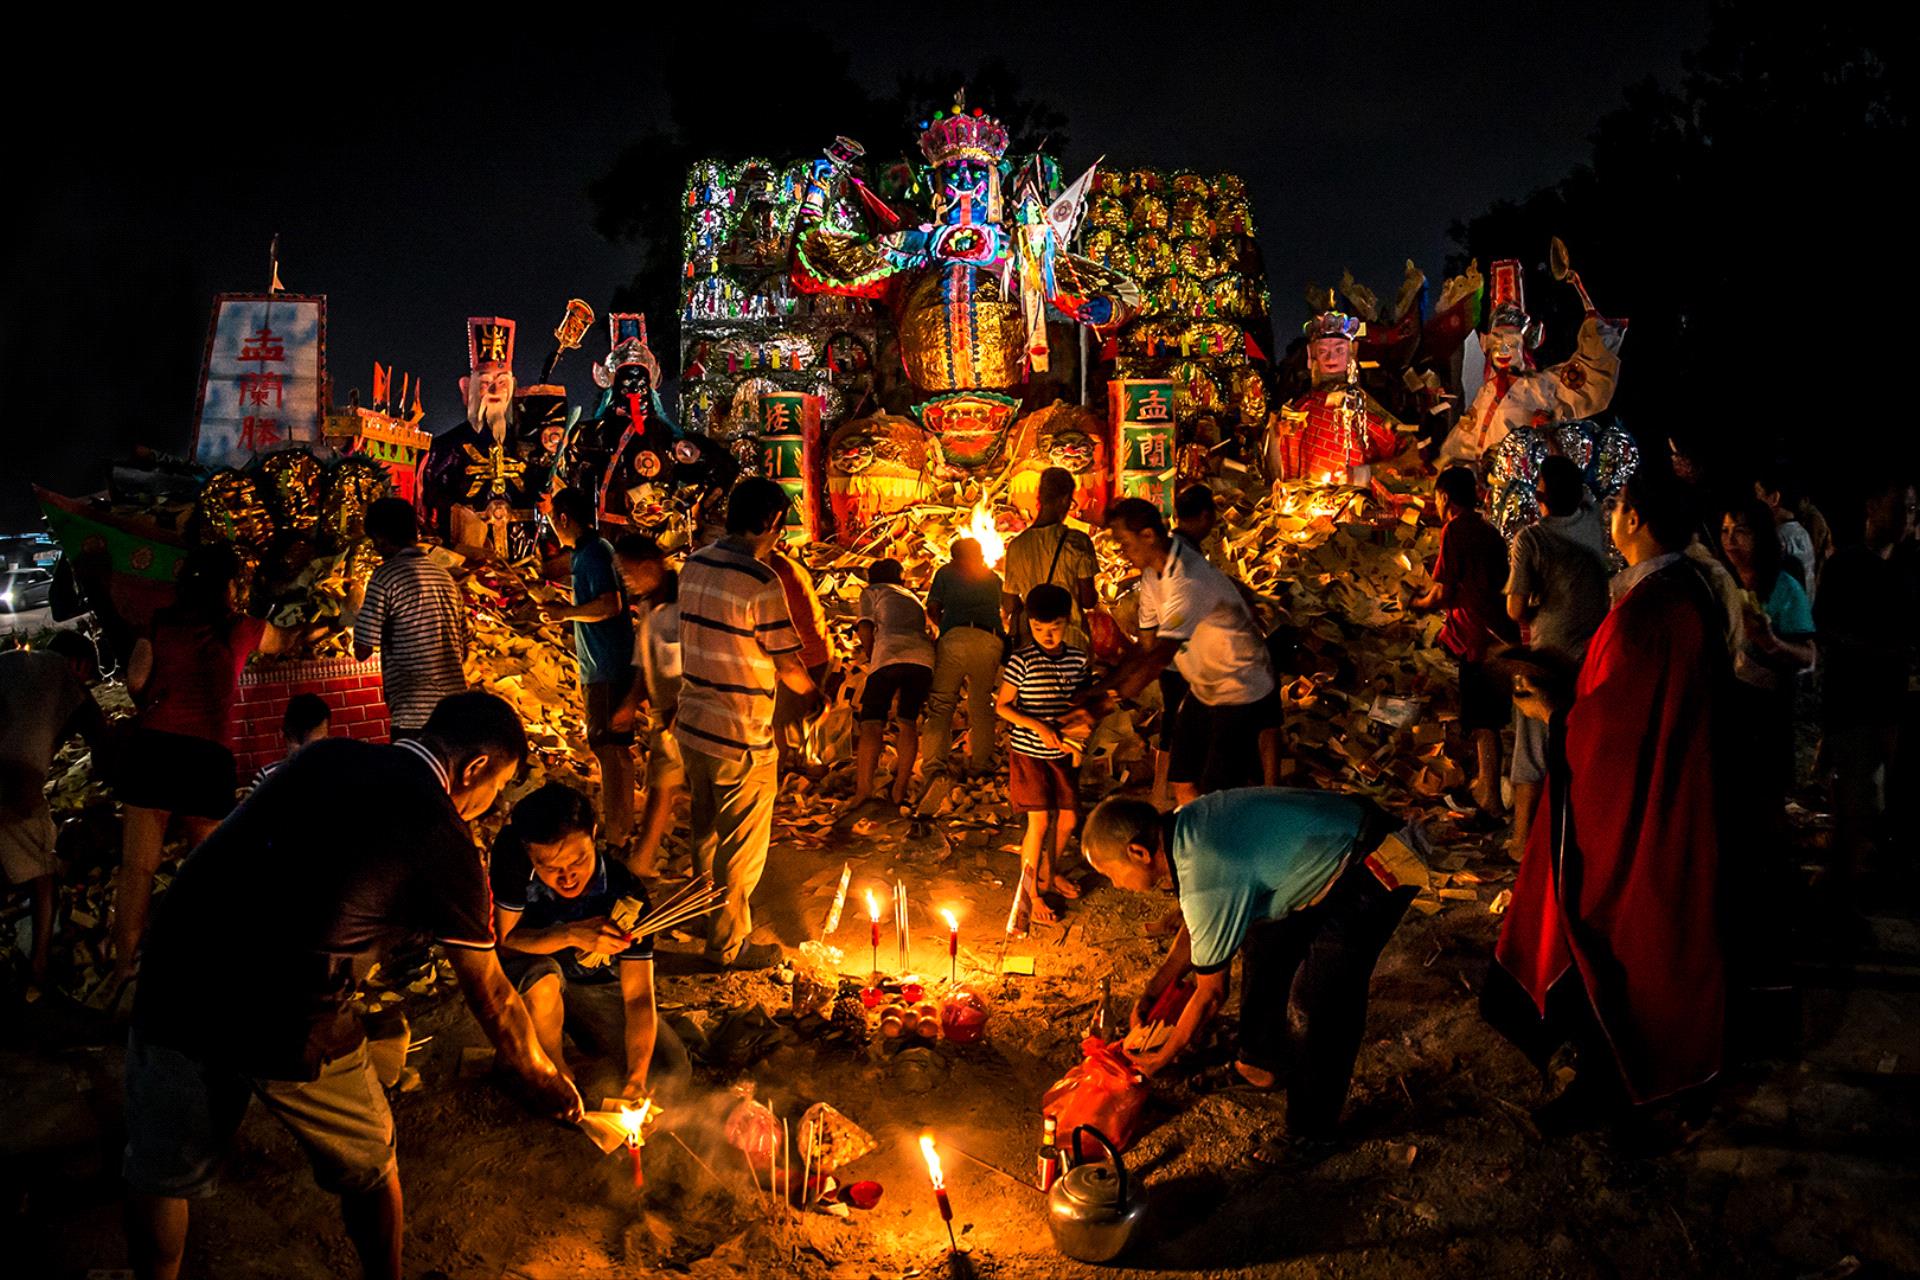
[
  {"xmin": 1171, "ymin": 789, "xmax": 1371, "ymax": 970},
  {"xmin": 571, "ymin": 537, "xmax": 634, "ymax": 686},
  {"xmin": 491, "ymin": 831, "xmax": 654, "ymax": 983},
  {"xmin": 1763, "ymin": 571, "xmax": 1815, "ymax": 638}
]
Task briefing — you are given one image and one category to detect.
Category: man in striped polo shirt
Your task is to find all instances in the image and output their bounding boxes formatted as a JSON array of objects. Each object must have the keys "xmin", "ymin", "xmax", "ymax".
[
  {"xmin": 676, "ymin": 478, "xmax": 816, "ymax": 968},
  {"xmin": 354, "ymin": 499, "xmax": 471, "ymax": 736}
]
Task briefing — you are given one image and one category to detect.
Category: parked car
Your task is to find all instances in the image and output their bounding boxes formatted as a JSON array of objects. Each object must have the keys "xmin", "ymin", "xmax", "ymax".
[{"xmin": 1, "ymin": 567, "xmax": 54, "ymax": 612}]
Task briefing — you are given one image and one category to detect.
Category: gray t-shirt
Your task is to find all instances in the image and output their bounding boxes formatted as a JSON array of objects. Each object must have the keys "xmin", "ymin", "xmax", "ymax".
[
  {"xmin": 1506, "ymin": 508, "xmax": 1612, "ymax": 660},
  {"xmin": 859, "ymin": 582, "xmax": 935, "ymax": 671},
  {"xmin": 0, "ymin": 650, "xmax": 88, "ymax": 820}
]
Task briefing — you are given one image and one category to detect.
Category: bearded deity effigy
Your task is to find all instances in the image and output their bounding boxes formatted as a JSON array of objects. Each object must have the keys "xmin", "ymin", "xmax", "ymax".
[
  {"xmin": 791, "ymin": 96, "xmax": 1142, "ymax": 486},
  {"xmin": 421, "ymin": 317, "xmax": 552, "ymax": 559},
  {"xmin": 1438, "ymin": 247, "xmax": 1627, "ymax": 469}
]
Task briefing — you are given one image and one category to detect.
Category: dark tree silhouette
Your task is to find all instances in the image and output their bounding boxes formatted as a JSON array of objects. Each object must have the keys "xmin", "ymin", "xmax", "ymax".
[
  {"xmin": 589, "ymin": 40, "xmax": 1068, "ymax": 367},
  {"xmin": 1451, "ymin": 2, "xmax": 1911, "ymax": 505}
]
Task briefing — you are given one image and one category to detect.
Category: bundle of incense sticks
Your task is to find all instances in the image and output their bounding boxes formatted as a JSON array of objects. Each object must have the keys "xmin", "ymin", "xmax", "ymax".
[
  {"xmin": 821, "ymin": 862, "xmax": 852, "ymax": 939},
  {"xmin": 626, "ymin": 874, "xmax": 730, "ymax": 939},
  {"xmin": 893, "ymin": 880, "xmax": 909, "ymax": 971}
]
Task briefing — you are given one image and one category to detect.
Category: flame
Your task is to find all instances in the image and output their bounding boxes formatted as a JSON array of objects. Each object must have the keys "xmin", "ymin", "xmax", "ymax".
[
  {"xmin": 940, "ymin": 909, "xmax": 959, "ymax": 932},
  {"xmin": 866, "ymin": 890, "xmax": 882, "ymax": 923},
  {"xmin": 919, "ymin": 1134, "xmax": 946, "ymax": 1190},
  {"xmin": 617, "ymin": 1099, "xmax": 654, "ymax": 1146},
  {"xmin": 963, "ymin": 504, "xmax": 1006, "ymax": 569}
]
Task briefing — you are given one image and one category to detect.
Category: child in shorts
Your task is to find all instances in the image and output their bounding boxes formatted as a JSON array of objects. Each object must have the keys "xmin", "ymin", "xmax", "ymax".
[{"xmin": 996, "ymin": 583, "xmax": 1093, "ymax": 933}]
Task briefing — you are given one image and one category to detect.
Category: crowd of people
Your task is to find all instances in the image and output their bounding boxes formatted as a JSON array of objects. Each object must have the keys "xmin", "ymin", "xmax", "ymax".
[{"xmin": 3, "ymin": 438, "xmax": 1917, "ymax": 1279}]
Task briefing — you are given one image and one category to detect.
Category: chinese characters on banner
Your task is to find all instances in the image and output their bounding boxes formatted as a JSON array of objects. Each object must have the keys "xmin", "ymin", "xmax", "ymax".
[
  {"xmin": 193, "ymin": 294, "xmax": 326, "ymax": 468},
  {"xmin": 758, "ymin": 391, "xmax": 821, "ymax": 544},
  {"xmin": 1109, "ymin": 378, "xmax": 1177, "ymax": 514}
]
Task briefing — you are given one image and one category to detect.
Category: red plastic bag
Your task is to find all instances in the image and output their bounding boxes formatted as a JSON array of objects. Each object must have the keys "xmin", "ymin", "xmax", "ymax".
[
  {"xmin": 1087, "ymin": 608, "xmax": 1129, "ymax": 667},
  {"xmin": 1040, "ymin": 1037, "xmax": 1150, "ymax": 1157}
]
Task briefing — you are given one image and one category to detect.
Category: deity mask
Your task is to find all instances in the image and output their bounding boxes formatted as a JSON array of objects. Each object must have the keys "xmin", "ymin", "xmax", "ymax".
[
  {"xmin": 1484, "ymin": 326, "xmax": 1528, "ymax": 371},
  {"xmin": 1308, "ymin": 337, "xmax": 1352, "ymax": 380},
  {"xmin": 462, "ymin": 369, "xmax": 516, "ymax": 435},
  {"xmin": 938, "ymin": 161, "xmax": 994, "ymax": 225}
]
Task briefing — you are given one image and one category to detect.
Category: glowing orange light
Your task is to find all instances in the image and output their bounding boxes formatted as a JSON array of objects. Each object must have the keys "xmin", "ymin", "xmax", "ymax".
[
  {"xmin": 866, "ymin": 890, "xmax": 882, "ymax": 923},
  {"xmin": 919, "ymin": 1134, "xmax": 946, "ymax": 1190},
  {"xmin": 964, "ymin": 504, "xmax": 1006, "ymax": 569},
  {"xmin": 940, "ymin": 908, "xmax": 959, "ymax": 932}
]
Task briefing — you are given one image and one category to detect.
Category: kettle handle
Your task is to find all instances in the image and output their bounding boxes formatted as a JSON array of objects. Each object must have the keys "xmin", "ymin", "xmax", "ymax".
[{"xmin": 1067, "ymin": 1125, "xmax": 1128, "ymax": 1205}]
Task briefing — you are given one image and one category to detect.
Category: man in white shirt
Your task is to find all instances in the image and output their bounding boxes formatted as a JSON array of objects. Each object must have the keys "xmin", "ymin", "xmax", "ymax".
[
  {"xmin": 1091, "ymin": 499, "xmax": 1282, "ymax": 804},
  {"xmin": 846, "ymin": 558, "xmax": 936, "ymax": 811}
]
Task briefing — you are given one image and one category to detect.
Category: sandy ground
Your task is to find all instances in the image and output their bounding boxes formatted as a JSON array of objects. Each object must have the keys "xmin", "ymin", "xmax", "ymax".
[{"xmin": 6, "ymin": 775, "xmax": 1919, "ymax": 1279}]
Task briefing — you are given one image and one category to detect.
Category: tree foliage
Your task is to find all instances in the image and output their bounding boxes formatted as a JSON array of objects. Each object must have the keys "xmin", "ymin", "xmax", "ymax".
[{"xmin": 1451, "ymin": 2, "xmax": 1911, "ymax": 497}]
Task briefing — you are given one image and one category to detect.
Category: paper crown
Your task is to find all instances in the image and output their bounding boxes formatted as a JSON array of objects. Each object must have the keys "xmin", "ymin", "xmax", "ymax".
[
  {"xmin": 609, "ymin": 312, "xmax": 648, "ymax": 349},
  {"xmin": 918, "ymin": 98, "xmax": 1010, "ymax": 167},
  {"xmin": 467, "ymin": 317, "xmax": 516, "ymax": 372},
  {"xmin": 1485, "ymin": 259, "xmax": 1543, "ymax": 347},
  {"xmin": 594, "ymin": 313, "xmax": 662, "ymax": 390},
  {"xmin": 1302, "ymin": 311, "xmax": 1363, "ymax": 342}
]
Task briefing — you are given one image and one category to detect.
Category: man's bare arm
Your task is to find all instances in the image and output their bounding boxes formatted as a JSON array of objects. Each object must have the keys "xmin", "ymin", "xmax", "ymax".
[{"xmin": 446, "ymin": 946, "xmax": 582, "ymax": 1121}]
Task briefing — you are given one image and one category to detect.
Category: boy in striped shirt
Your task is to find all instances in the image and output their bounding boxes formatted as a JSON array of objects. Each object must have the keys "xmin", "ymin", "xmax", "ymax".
[{"xmin": 996, "ymin": 583, "xmax": 1093, "ymax": 933}]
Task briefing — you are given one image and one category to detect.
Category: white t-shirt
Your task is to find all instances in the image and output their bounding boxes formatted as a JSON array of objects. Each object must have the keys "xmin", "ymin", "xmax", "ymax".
[
  {"xmin": 632, "ymin": 600, "xmax": 683, "ymax": 709},
  {"xmin": 1137, "ymin": 538, "xmax": 1275, "ymax": 706},
  {"xmin": 858, "ymin": 582, "xmax": 936, "ymax": 671}
]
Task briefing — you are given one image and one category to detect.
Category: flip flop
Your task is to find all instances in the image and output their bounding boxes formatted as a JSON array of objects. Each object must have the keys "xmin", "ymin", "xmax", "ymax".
[{"xmin": 1050, "ymin": 876, "xmax": 1083, "ymax": 901}]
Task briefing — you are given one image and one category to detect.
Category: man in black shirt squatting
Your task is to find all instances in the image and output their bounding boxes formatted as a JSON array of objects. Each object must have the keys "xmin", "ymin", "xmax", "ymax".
[{"xmin": 123, "ymin": 692, "xmax": 583, "ymax": 1280}]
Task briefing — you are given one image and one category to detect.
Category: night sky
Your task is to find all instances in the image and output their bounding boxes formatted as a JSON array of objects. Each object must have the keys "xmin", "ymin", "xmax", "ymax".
[{"xmin": 6, "ymin": 2, "xmax": 1709, "ymax": 528}]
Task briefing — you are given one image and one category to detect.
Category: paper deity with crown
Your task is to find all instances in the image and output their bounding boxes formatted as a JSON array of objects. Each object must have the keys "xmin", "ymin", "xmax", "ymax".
[
  {"xmin": 421, "ymin": 316, "xmax": 554, "ymax": 559},
  {"xmin": 1439, "ymin": 244, "xmax": 1627, "ymax": 468},
  {"xmin": 791, "ymin": 94, "xmax": 1142, "ymax": 475},
  {"xmin": 1269, "ymin": 309, "xmax": 1407, "ymax": 485}
]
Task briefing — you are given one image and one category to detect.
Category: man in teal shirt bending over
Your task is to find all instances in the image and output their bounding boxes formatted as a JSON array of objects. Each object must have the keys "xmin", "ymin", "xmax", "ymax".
[{"xmin": 1084, "ymin": 789, "xmax": 1425, "ymax": 1149}]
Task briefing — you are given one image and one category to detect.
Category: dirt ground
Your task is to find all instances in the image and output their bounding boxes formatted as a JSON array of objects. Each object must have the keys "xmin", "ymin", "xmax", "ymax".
[{"xmin": 6, "ymin": 768, "xmax": 1919, "ymax": 1279}]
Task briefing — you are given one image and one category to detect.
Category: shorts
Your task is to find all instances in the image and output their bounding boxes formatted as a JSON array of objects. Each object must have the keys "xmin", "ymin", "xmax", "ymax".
[
  {"xmin": 586, "ymin": 671, "xmax": 637, "ymax": 748},
  {"xmin": 1458, "ymin": 658, "xmax": 1512, "ymax": 734},
  {"xmin": 1168, "ymin": 689, "xmax": 1283, "ymax": 790},
  {"xmin": 0, "ymin": 807, "xmax": 57, "ymax": 884},
  {"xmin": 646, "ymin": 719, "xmax": 686, "ymax": 787},
  {"xmin": 113, "ymin": 729, "xmax": 238, "ymax": 820},
  {"xmin": 1156, "ymin": 668, "xmax": 1191, "ymax": 751},
  {"xmin": 1009, "ymin": 752, "xmax": 1080, "ymax": 814},
  {"xmin": 122, "ymin": 1031, "xmax": 396, "ymax": 1200},
  {"xmin": 1510, "ymin": 709, "xmax": 1548, "ymax": 785},
  {"xmin": 858, "ymin": 662, "xmax": 933, "ymax": 724}
]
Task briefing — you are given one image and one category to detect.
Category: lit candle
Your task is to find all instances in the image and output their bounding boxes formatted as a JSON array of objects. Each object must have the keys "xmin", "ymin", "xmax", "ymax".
[
  {"xmin": 617, "ymin": 1099, "xmax": 654, "ymax": 1189},
  {"xmin": 919, "ymin": 1134, "xmax": 957, "ymax": 1252},
  {"xmin": 941, "ymin": 908, "xmax": 959, "ymax": 985},
  {"xmin": 866, "ymin": 890, "xmax": 882, "ymax": 975}
]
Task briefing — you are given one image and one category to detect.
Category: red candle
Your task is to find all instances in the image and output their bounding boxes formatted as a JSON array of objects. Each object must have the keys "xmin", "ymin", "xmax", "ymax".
[
  {"xmin": 866, "ymin": 890, "xmax": 882, "ymax": 973},
  {"xmin": 941, "ymin": 909, "xmax": 959, "ymax": 985}
]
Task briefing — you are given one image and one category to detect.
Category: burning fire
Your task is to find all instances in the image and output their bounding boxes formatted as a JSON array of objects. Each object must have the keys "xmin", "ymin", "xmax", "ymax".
[
  {"xmin": 618, "ymin": 1105, "xmax": 656, "ymax": 1151},
  {"xmin": 963, "ymin": 503, "xmax": 1005, "ymax": 569},
  {"xmin": 866, "ymin": 890, "xmax": 882, "ymax": 923},
  {"xmin": 919, "ymin": 1134, "xmax": 946, "ymax": 1190},
  {"xmin": 617, "ymin": 1099, "xmax": 655, "ymax": 1148},
  {"xmin": 940, "ymin": 908, "xmax": 959, "ymax": 932}
]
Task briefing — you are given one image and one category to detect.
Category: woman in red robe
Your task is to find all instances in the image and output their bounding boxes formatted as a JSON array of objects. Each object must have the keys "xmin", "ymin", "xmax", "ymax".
[{"xmin": 1486, "ymin": 467, "xmax": 1729, "ymax": 1130}]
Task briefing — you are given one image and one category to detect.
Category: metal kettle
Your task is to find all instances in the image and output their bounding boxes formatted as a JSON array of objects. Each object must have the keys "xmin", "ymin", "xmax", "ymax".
[{"xmin": 1046, "ymin": 1126, "xmax": 1146, "ymax": 1263}]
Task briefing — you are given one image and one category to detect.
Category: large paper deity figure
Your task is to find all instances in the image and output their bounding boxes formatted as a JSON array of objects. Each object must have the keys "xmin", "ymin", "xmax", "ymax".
[
  {"xmin": 572, "ymin": 313, "xmax": 737, "ymax": 534},
  {"xmin": 791, "ymin": 95, "xmax": 1141, "ymax": 472},
  {"xmin": 1438, "ymin": 250, "xmax": 1626, "ymax": 468},
  {"xmin": 1268, "ymin": 309, "xmax": 1405, "ymax": 485},
  {"xmin": 422, "ymin": 316, "xmax": 550, "ymax": 559}
]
